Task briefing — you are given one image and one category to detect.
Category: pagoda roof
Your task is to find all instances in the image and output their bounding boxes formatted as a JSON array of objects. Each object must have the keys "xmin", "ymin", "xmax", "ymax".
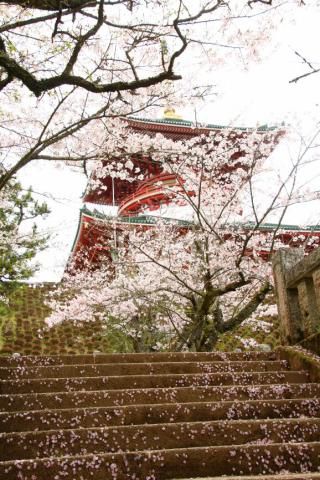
[
  {"xmin": 78, "ymin": 206, "xmax": 320, "ymax": 234},
  {"xmin": 125, "ymin": 115, "xmax": 279, "ymax": 133},
  {"xmin": 69, "ymin": 207, "xmax": 193, "ymax": 264},
  {"xmin": 84, "ymin": 116, "xmax": 284, "ymax": 206},
  {"xmin": 231, "ymin": 221, "xmax": 320, "ymax": 233},
  {"xmin": 80, "ymin": 206, "xmax": 193, "ymax": 227},
  {"xmin": 69, "ymin": 207, "xmax": 320, "ymax": 270}
]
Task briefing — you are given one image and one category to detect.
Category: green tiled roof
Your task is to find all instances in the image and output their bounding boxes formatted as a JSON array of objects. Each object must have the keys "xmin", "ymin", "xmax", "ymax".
[
  {"xmin": 118, "ymin": 214, "xmax": 192, "ymax": 226},
  {"xmin": 237, "ymin": 222, "xmax": 320, "ymax": 232},
  {"xmin": 127, "ymin": 116, "xmax": 279, "ymax": 132},
  {"xmin": 81, "ymin": 207, "xmax": 192, "ymax": 226},
  {"xmin": 81, "ymin": 207, "xmax": 320, "ymax": 232}
]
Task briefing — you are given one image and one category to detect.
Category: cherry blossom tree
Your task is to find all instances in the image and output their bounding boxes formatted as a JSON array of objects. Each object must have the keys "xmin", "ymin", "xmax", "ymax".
[
  {"xmin": 0, "ymin": 0, "xmax": 305, "ymax": 191},
  {"xmin": 46, "ymin": 123, "xmax": 320, "ymax": 352},
  {"xmin": 0, "ymin": 0, "xmax": 295, "ymax": 97},
  {"xmin": 1, "ymin": 0, "xmax": 316, "ymax": 349}
]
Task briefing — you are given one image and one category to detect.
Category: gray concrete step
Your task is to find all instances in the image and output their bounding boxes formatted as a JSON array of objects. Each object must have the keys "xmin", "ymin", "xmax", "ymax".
[
  {"xmin": 0, "ymin": 360, "xmax": 289, "ymax": 380},
  {"xmin": 0, "ymin": 351, "xmax": 277, "ymax": 367},
  {"xmin": 1, "ymin": 382, "xmax": 319, "ymax": 412},
  {"xmin": 1, "ymin": 442, "xmax": 319, "ymax": 479},
  {"xmin": 1, "ymin": 398, "xmax": 319, "ymax": 432},
  {"xmin": 1, "ymin": 418, "xmax": 319, "ymax": 460},
  {"xmin": 0, "ymin": 370, "xmax": 309, "ymax": 394},
  {"xmin": 0, "ymin": 352, "xmax": 319, "ymax": 479},
  {"xmin": 170, "ymin": 475, "xmax": 320, "ymax": 480}
]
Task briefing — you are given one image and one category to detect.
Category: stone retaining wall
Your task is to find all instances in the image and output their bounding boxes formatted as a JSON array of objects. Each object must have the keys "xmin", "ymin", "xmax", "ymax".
[{"xmin": 272, "ymin": 248, "xmax": 320, "ymax": 352}]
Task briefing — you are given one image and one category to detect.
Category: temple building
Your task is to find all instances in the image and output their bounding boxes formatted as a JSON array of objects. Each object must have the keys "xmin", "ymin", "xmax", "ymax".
[{"xmin": 70, "ymin": 111, "xmax": 320, "ymax": 269}]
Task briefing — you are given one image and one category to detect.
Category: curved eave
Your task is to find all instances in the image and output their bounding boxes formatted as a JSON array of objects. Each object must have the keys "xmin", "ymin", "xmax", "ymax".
[
  {"xmin": 77, "ymin": 207, "xmax": 320, "ymax": 233},
  {"xmin": 80, "ymin": 206, "xmax": 192, "ymax": 227},
  {"xmin": 119, "ymin": 186, "xmax": 177, "ymax": 216},
  {"xmin": 70, "ymin": 210, "xmax": 107, "ymax": 254},
  {"xmin": 239, "ymin": 222, "xmax": 320, "ymax": 233},
  {"xmin": 70, "ymin": 209, "xmax": 84, "ymax": 253},
  {"xmin": 125, "ymin": 116, "xmax": 281, "ymax": 133}
]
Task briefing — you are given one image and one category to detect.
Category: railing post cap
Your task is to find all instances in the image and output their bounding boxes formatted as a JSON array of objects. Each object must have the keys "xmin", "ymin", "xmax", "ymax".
[{"xmin": 272, "ymin": 247, "xmax": 304, "ymax": 268}]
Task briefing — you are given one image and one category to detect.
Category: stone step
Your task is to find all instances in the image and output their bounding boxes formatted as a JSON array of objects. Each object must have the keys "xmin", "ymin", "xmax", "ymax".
[
  {"xmin": 0, "ymin": 371, "xmax": 309, "ymax": 394},
  {"xmin": 1, "ymin": 418, "xmax": 319, "ymax": 461},
  {"xmin": 171, "ymin": 475, "xmax": 320, "ymax": 480},
  {"xmin": 0, "ymin": 351, "xmax": 277, "ymax": 367},
  {"xmin": 2, "ymin": 383, "xmax": 319, "ymax": 412},
  {"xmin": 1, "ymin": 442, "xmax": 319, "ymax": 479},
  {"xmin": 0, "ymin": 360, "xmax": 288, "ymax": 380},
  {"xmin": 1, "ymin": 398, "xmax": 319, "ymax": 433}
]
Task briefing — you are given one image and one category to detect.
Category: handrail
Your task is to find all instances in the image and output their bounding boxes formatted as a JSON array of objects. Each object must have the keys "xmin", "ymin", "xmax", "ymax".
[{"xmin": 272, "ymin": 247, "xmax": 320, "ymax": 346}]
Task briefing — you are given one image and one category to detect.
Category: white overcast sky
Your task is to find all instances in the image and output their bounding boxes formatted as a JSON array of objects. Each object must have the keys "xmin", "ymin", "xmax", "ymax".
[{"xmin": 19, "ymin": 6, "xmax": 320, "ymax": 282}]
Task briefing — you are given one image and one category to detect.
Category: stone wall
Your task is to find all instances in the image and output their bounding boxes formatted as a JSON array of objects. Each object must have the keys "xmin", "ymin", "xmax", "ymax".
[
  {"xmin": 272, "ymin": 248, "xmax": 320, "ymax": 353},
  {"xmin": 0, "ymin": 284, "xmax": 109, "ymax": 355}
]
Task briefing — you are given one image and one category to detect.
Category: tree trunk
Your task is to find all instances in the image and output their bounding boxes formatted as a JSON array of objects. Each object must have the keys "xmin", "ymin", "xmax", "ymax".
[
  {"xmin": 172, "ymin": 283, "xmax": 272, "ymax": 352},
  {"xmin": 5, "ymin": 0, "xmax": 96, "ymax": 10}
]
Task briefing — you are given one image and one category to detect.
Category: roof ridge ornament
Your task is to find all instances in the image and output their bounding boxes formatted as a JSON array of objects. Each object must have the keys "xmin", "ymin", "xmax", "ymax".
[{"xmin": 163, "ymin": 106, "xmax": 182, "ymax": 120}]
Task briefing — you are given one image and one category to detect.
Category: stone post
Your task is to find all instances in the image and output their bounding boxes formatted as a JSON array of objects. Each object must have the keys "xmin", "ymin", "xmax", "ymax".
[
  {"xmin": 272, "ymin": 248, "xmax": 304, "ymax": 345},
  {"xmin": 297, "ymin": 278, "xmax": 318, "ymax": 337},
  {"xmin": 312, "ymin": 268, "xmax": 320, "ymax": 314}
]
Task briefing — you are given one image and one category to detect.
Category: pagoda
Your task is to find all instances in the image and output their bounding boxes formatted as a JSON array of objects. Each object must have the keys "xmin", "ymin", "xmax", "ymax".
[{"xmin": 70, "ymin": 110, "xmax": 320, "ymax": 270}]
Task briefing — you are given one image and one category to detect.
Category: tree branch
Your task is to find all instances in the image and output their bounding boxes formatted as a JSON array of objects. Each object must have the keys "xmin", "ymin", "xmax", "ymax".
[
  {"xmin": 214, "ymin": 277, "xmax": 250, "ymax": 296},
  {"xmin": 3, "ymin": 1, "xmax": 98, "ymax": 11},
  {"xmin": 63, "ymin": 0, "xmax": 104, "ymax": 75},
  {"xmin": 289, "ymin": 50, "xmax": 319, "ymax": 84},
  {"xmin": 0, "ymin": 46, "xmax": 181, "ymax": 96},
  {"xmin": 0, "ymin": 8, "xmax": 78, "ymax": 33},
  {"xmin": 222, "ymin": 281, "xmax": 271, "ymax": 332},
  {"xmin": 248, "ymin": 0, "xmax": 272, "ymax": 7},
  {"xmin": 290, "ymin": 68, "xmax": 320, "ymax": 84}
]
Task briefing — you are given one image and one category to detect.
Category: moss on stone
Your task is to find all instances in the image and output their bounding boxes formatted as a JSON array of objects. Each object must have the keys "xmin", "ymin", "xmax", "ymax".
[
  {"xmin": 1, "ymin": 285, "xmax": 282, "ymax": 354},
  {"xmin": 277, "ymin": 346, "xmax": 320, "ymax": 382},
  {"xmin": 216, "ymin": 295, "xmax": 280, "ymax": 352},
  {"xmin": 0, "ymin": 284, "xmax": 127, "ymax": 355}
]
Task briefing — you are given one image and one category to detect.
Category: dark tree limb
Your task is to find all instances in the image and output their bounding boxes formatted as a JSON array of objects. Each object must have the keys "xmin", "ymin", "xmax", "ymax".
[
  {"xmin": 52, "ymin": 2, "xmax": 64, "ymax": 38},
  {"xmin": 222, "ymin": 281, "xmax": 272, "ymax": 332},
  {"xmin": 290, "ymin": 50, "xmax": 320, "ymax": 84},
  {"xmin": 2, "ymin": 1, "xmax": 99, "ymax": 11},
  {"xmin": 0, "ymin": 10, "xmax": 74, "ymax": 34},
  {"xmin": 63, "ymin": 0, "xmax": 104, "ymax": 75},
  {"xmin": 0, "ymin": 0, "xmax": 230, "ymax": 97},
  {"xmin": 0, "ymin": 0, "xmax": 182, "ymax": 96},
  {"xmin": 248, "ymin": 0, "xmax": 272, "ymax": 7},
  {"xmin": 0, "ymin": 36, "xmax": 14, "ymax": 89},
  {"xmin": 0, "ymin": 41, "xmax": 181, "ymax": 96},
  {"xmin": 290, "ymin": 68, "xmax": 320, "ymax": 84},
  {"xmin": 213, "ymin": 277, "xmax": 250, "ymax": 296}
]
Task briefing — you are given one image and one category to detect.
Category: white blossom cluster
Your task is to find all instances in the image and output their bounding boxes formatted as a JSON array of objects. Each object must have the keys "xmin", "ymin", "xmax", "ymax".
[{"xmin": 45, "ymin": 125, "xmax": 290, "ymax": 350}]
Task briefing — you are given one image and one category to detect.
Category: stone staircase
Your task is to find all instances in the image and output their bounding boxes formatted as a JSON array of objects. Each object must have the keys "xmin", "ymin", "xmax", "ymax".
[{"xmin": 0, "ymin": 351, "xmax": 319, "ymax": 480}]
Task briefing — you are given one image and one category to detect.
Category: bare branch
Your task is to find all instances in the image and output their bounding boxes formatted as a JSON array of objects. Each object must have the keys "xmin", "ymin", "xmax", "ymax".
[
  {"xmin": 290, "ymin": 50, "xmax": 320, "ymax": 84},
  {"xmin": 248, "ymin": 0, "xmax": 272, "ymax": 7}
]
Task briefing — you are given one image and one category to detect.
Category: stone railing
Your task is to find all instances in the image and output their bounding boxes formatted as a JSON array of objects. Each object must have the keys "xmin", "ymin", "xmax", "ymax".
[{"xmin": 272, "ymin": 247, "xmax": 320, "ymax": 347}]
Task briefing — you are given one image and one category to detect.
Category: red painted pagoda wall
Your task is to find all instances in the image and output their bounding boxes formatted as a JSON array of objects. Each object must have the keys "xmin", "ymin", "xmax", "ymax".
[{"xmin": 71, "ymin": 115, "xmax": 314, "ymax": 272}]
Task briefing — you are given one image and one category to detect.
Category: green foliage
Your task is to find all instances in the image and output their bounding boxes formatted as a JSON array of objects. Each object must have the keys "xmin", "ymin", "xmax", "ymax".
[
  {"xmin": 215, "ymin": 301, "xmax": 280, "ymax": 352},
  {"xmin": 0, "ymin": 284, "xmax": 282, "ymax": 355},
  {"xmin": 100, "ymin": 314, "xmax": 171, "ymax": 353},
  {"xmin": 100, "ymin": 317, "xmax": 136, "ymax": 353},
  {"xmin": 0, "ymin": 176, "xmax": 49, "ymax": 302}
]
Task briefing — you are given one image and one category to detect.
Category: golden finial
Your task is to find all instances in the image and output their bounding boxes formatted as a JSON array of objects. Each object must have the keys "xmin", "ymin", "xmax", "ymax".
[{"xmin": 163, "ymin": 107, "xmax": 182, "ymax": 120}]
